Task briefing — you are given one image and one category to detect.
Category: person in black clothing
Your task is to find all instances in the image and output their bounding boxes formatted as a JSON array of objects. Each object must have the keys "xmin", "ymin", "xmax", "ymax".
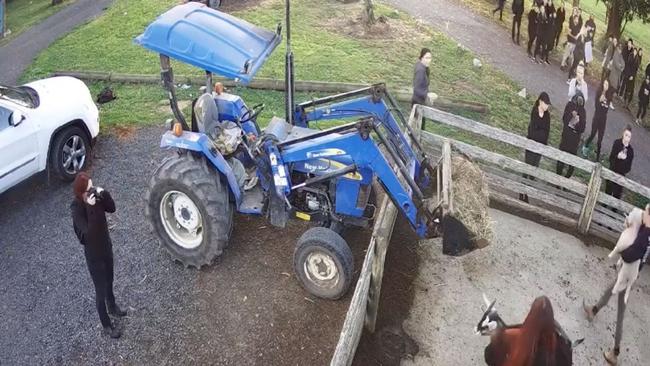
[
  {"xmin": 520, "ymin": 92, "xmax": 552, "ymax": 203},
  {"xmin": 543, "ymin": 0, "xmax": 556, "ymax": 63},
  {"xmin": 583, "ymin": 79, "xmax": 613, "ymax": 161},
  {"xmin": 534, "ymin": 7, "xmax": 550, "ymax": 64},
  {"xmin": 512, "ymin": 0, "xmax": 525, "ymax": 44},
  {"xmin": 554, "ymin": 1, "xmax": 566, "ymax": 49},
  {"xmin": 645, "ymin": 62, "xmax": 650, "ymax": 79},
  {"xmin": 561, "ymin": 14, "xmax": 581, "ymax": 69},
  {"xmin": 620, "ymin": 48, "xmax": 640, "ymax": 107},
  {"xmin": 493, "ymin": 0, "xmax": 506, "ymax": 21},
  {"xmin": 557, "ymin": 92, "xmax": 586, "ymax": 178},
  {"xmin": 637, "ymin": 75, "xmax": 650, "ymax": 125},
  {"xmin": 412, "ymin": 48, "xmax": 433, "ymax": 129},
  {"xmin": 527, "ymin": 6, "xmax": 540, "ymax": 57},
  {"xmin": 605, "ymin": 126, "xmax": 634, "ymax": 199},
  {"xmin": 583, "ymin": 204, "xmax": 650, "ymax": 365},
  {"xmin": 71, "ymin": 172, "xmax": 126, "ymax": 339},
  {"xmin": 584, "ymin": 15, "xmax": 596, "ymax": 66}
]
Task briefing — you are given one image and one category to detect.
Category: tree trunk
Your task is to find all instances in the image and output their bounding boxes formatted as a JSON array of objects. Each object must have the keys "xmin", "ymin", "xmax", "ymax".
[
  {"xmin": 606, "ymin": 0, "xmax": 623, "ymax": 38},
  {"xmin": 364, "ymin": 0, "xmax": 375, "ymax": 26}
]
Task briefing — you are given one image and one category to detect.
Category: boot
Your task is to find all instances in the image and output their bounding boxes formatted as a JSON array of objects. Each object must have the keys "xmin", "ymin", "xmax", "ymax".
[
  {"xmin": 103, "ymin": 325, "xmax": 121, "ymax": 339},
  {"xmin": 603, "ymin": 349, "xmax": 618, "ymax": 365},
  {"xmin": 108, "ymin": 303, "xmax": 127, "ymax": 317},
  {"xmin": 582, "ymin": 299, "xmax": 595, "ymax": 322}
]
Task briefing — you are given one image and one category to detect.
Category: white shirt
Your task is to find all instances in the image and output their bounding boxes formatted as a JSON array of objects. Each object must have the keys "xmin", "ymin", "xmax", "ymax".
[{"xmin": 568, "ymin": 79, "xmax": 589, "ymax": 102}]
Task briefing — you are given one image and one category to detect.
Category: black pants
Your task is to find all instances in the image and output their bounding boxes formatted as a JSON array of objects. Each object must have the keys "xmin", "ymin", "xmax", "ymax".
[
  {"xmin": 585, "ymin": 118, "xmax": 606, "ymax": 161},
  {"xmin": 606, "ymin": 180, "xmax": 624, "ymax": 199},
  {"xmin": 624, "ymin": 78, "xmax": 636, "ymax": 104},
  {"xmin": 554, "ymin": 28, "xmax": 562, "ymax": 49},
  {"xmin": 568, "ymin": 55, "xmax": 583, "ymax": 79},
  {"xmin": 521, "ymin": 151, "xmax": 542, "ymax": 202},
  {"xmin": 86, "ymin": 254, "xmax": 116, "ymax": 327},
  {"xmin": 493, "ymin": 1, "xmax": 505, "ymax": 20},
  {"xmin": 527, "ymin": 35, "xmax": 537, "ymax": 56},
  {"xmin": 512, "ymin": 15, "xmax": 522, "ymax": 42},
  {"xmin": 618, "ymin": 74, "xmax": 630, "ymax": 96},
  {"xmin": 638, "ymin": 102, "xmax": 649, "ymax": 119},
  {"xmin": 556, "ymin": 160, "xmax": 575, "ymax": 178},
  {"xmin": 534, "ymin": 38, "xmax": 546, "ymax": 60}
]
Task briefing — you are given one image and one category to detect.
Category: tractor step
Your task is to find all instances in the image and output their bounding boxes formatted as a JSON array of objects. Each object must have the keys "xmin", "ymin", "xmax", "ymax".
[{"xmin": 239, "ymin": 184, "xmax": 264, "ymax": 214}]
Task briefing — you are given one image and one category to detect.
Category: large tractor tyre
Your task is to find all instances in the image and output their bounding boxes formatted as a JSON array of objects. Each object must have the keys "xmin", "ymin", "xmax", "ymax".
[
  {"xmin": 145, "ymin": 152, "xmax": 233, "ymax": 268},
  {"xmin": 293, "ymin": 227, "xmax": 354, "ymax": 300},
  {"xmin": 49, "ymin": 126, "xmax": 91, "ymax": 181},
  {"xmin": 208, "ymin": 0, "xmax": 222, "ymax": 9}
]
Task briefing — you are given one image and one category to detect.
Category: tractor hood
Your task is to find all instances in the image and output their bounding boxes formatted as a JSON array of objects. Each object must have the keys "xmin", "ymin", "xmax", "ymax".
[{"xmin": 134, "ymin": 2, "xmax": 282, "ymax": 84}]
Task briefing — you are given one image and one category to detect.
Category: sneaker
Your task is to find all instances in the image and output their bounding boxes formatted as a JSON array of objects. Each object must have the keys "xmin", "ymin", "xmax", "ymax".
[
  {"xmin": 566, "ymin": 79, "xmax": 571, "ymax": 85},
  {"xmin": 582, "ymin": 300, "xmax": 595, "ymax": 322},
  {"xmin": 610, "ymin": 102, "xmax": 615, "ymax": 110},
  {"xmin": 603, "ymin": 349, "xmax": 618, "ymax": 365},
  {"xmin": 103, "ymin": 325, "xmax": 121, "ymax": 339}
]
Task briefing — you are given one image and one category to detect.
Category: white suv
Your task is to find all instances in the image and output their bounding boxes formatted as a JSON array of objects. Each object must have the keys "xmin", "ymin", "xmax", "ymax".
[{"xmin": 0, "ymin": 76, "xmax": 100, "ymax": 194}]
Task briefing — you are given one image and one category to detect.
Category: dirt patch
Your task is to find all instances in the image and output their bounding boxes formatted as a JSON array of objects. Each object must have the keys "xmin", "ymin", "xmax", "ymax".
[
  {"xmin": 352, "ymin": 217, "xmax": 422, "ymax": 365},
  {"xmin": 109, "ymin": 125, "xmax": 138, "ymax": 141},
  {"xmin": 321, "ymin": 2, "xmax": 422, "ymax": 41},
  {"xmin": 222, "ymin": 0, "xmax": 264, "ymax": 12}
]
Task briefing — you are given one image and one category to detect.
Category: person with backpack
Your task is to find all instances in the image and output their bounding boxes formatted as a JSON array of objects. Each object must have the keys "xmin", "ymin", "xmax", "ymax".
[
  {"xmin": 512, "ymin": 0, "xmax": 525, "ymax": 45},
  {"xmin": 557, "ymin": 92, "xmax": 586, "ymax": 178}
]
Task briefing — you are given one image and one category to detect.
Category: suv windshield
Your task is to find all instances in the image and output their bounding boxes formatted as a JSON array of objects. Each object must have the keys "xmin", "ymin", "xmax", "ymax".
[{"xmin": 0, "ymin": 85, "xmax": 39, "ymax": 108}]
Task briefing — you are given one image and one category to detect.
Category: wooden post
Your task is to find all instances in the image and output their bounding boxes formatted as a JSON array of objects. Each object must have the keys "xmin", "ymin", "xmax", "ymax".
[
  {"xmin": 364, "ymin": 195, "xmax": 398, "ymax": 333},
  {"xmin": 578, "ymin": 163, "xmax": 602, "ymax": 234},
  {"xmin": 442, "ymin": 139, "xmax": 453, "ymax": 214}
]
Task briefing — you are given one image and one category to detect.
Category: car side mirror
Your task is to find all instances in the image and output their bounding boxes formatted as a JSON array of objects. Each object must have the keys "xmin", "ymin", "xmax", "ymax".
[{"xmin": 10, "ymin": 111, "xmax": 25, "ymax": 127}]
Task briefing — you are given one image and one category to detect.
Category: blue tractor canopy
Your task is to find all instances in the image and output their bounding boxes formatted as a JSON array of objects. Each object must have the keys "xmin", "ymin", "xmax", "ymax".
[{"xmin": 134, "ymin": 2, "xmax": 282, "ymax": 84}]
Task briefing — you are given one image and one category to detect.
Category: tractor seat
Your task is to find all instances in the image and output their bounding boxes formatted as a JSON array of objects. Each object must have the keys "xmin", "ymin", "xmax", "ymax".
[{"xmin": 263, "ymin": 116, "xmax": 320, "ymax": 142}]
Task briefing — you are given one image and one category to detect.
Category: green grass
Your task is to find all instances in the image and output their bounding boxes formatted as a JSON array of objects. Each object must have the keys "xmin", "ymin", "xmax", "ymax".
[
  {"xmin": 22, "ymin": 0, "xmax": 585, "ymax": 182},
  {"xmin": 1, "ymin": 0, "xmax": 76, "ymax": 45}
]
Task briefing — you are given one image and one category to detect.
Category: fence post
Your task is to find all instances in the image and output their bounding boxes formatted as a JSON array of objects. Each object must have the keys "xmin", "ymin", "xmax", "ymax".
[
  {"xmin": 442, "ymin": 139, "xmax": 453, "ymax": 214},
  {"xmin": 578, "ymin": 163, "xmax": 602, "ymax": 234}
]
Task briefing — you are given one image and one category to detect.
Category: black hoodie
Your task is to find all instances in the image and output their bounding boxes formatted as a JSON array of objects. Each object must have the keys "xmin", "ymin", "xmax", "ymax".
[
  {"xmin": 559, "ymin": 100, "xmax": 586, "ymax": 153},
  {"xmin": 609, "ymin": 138, "xmax": 634, "ymax": 175}
]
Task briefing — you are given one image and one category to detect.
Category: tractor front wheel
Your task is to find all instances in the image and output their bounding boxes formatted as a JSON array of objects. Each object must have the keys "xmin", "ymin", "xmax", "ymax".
[
  {"xmin": 293, "ymin": 227, "xmax": 354, "ymax": 300},
  {"xmin": 145, "ymin": 152, "xmax": 233, "ymax": 268}
]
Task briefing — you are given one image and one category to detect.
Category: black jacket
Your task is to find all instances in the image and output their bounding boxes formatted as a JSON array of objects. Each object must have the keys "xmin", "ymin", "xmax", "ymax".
[
  {"xmin": 623, "ymin": 55, "xmax": 640, "ymax": 79},
  {"xmin": 556, "ymin": 7, "xmax": 566, "ymax": 32},
  {"xmin": 559, "ymin": 101, "xmax": 586, "ymax": 153},
  {"xmin": 512, "ymin": 0, "xmax": 524, "ymax": 16},
  {"xmin": 645, "ymin": 62, "xmax": 650, "ymax": 78},
  {"xmin": 527, "ymin": 105, "xmax": 551, "ymax": 145},
  {"xmin": 71, "ymin": 190, "xmax": 116, "ymax": 259},
  {"xmin": 412, "ymin": 62, "xmax": 430, "ymax": 104},
  {"xmin": 527, "ymin": 9, "xmax": 538, "ymax": 38},
  {"xmin": 639, "ymin": 79, "xmax": 650, "ymax": 105},
  {"xmin": 609, "ymin": 139, "xmax": 634, "ymax": 175},
  {"xmin": 585, "ymin": 19, "xmax": 596, "ymax": 42},
  {"xmin": 593, "ymin": 88, "xmax": 612, "ymax": 124}
]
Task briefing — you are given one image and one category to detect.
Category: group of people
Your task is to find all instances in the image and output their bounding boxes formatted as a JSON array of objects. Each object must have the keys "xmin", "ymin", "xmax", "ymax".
[
  {"xmin": 601, "ymin": 36, "xmax": 650, "ymax": 124},
  {"xmin": 523, "ymin": 77, "xmax": 634, "ymax": 202},
  {"xmin": 505, "ymin": 0, "xmax": 650, "ymax": 127}
]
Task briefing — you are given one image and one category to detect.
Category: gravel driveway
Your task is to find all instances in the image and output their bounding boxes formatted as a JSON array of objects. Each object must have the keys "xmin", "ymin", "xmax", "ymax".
[{"xmin": 0, "ymin": 126, "xmax": 367, "ymax": 365}]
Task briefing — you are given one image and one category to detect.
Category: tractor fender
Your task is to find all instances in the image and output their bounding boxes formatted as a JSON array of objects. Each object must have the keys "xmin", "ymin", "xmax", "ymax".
[{"xmin": 160, "ymin": 131, "xmax": 243, "ymax": 205}]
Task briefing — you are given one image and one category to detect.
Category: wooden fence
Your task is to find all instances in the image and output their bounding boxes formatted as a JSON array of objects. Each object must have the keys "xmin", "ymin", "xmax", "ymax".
[
  {"xmin": 330, "ymin": 107, "xmax": 452, "ymax": 365},
  {"xmin": 414, "ymin": 105, "xmax": 650, "ymax": 242}
]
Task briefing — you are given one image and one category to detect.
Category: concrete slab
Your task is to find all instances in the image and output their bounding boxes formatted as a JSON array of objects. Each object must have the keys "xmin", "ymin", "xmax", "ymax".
[{"xmin": 402, "ymin": 209, "xmax": 650, "ymax": 365}]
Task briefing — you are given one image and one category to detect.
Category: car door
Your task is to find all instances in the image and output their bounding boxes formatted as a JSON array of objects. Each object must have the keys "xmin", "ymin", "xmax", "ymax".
[{"xmin": 0, "ymin": 104, "xmax": 40, "ymax": 194}]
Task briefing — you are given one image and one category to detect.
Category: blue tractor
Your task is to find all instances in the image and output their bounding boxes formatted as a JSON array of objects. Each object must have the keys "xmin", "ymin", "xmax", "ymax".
[{"xmin": 136, "ymin": 2, "xmax": 441, "ymax": 299}]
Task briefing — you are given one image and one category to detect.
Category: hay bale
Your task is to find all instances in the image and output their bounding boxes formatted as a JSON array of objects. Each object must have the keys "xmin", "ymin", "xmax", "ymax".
[{"xmin": 450, "ymin": 155, "xmax": 493, "ymax": 243}]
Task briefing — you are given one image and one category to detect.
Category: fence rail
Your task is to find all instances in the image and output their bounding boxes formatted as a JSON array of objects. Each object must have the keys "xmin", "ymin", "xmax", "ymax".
[{"xmin": 416, "ymin": 105, "xmax": 649, "ymax": 242}]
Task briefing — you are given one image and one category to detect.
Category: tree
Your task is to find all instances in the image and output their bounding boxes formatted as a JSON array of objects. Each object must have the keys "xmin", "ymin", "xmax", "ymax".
[
  {"xmin": 600, "ymin": 0, "xmax": 650, "ymax": 38},
  {"xmin": 364, "ymin": 0, "xmax": 375, "ymax": 26}
]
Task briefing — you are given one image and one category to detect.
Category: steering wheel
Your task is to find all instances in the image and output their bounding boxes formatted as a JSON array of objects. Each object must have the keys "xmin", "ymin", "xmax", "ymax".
[{"xmin": 240, "ymin": 103, "xmax": 265, "ymax": 123}]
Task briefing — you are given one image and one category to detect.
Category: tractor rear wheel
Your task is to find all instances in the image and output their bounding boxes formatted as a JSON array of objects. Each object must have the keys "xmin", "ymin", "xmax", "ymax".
[
  {"xmin": 293, "ymin": 227, "xmax": 354, "ymax": 300},
  {"xmin": 145, "ymin": 152, "xmax": 233, "ymax": 268}
]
